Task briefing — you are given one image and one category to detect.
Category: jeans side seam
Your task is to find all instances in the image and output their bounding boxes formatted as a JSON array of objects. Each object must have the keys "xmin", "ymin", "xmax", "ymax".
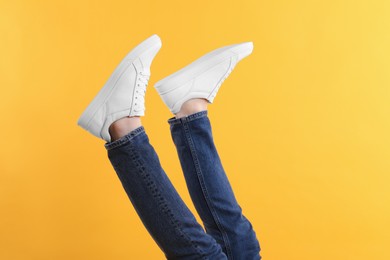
[
  {"xmin": 129, "ymin": 142, "xmax": 208, "ymax": 260},
  {"xmin": 182, "ymin": 121, "xmax": 234, "ymax": 259}
]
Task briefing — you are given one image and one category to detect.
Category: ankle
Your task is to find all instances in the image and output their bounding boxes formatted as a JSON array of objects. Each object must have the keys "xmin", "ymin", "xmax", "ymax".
[
  {"xmin": 109, "ymin": 116, "xmax": 142, "ymax": 141},
  {"xmin": 175, "ymin": 98, "xmax": 208, "ymax": 119}
]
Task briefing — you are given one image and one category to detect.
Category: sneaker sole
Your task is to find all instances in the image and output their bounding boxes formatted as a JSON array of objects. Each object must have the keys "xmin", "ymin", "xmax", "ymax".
[{"xmin": 77, "ymin": 34, "xmax": 161, "ymax": 130}]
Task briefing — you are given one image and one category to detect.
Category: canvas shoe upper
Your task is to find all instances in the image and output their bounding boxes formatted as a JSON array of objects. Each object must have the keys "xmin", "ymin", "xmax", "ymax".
[
  {"xmin": 154, "ymin": 42, "xmax": 253, "ymax": 114},
  {"xmin": 77, "ymin": 34, "xmax": 162, "ymax": 142}
]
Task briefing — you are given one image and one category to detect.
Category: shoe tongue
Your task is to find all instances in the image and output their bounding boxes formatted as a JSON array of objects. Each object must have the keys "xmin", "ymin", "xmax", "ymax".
[
  {"xmin": 142, "ymin": 67, "xmax": 150, "ymax": 76},
  {"xmin": 133, "ymin": 58, "xmax": 150, "ymax": 77}
]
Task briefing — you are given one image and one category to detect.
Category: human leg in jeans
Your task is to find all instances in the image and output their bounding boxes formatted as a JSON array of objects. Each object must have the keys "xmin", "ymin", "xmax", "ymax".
[
  {"xmin": 106, "ymin": 117, "xmax": 227, "ymax": 259},
  {"xmin": 154, "ymin": 41, "xmax": 262, "ymax": 259},
  {"xmin": 77, "ymin": 35, "xmax": 227, "ymax": 259},
  {"xmin": 169, "ymin": 102, "xmax": 261, "ymax": 260}
]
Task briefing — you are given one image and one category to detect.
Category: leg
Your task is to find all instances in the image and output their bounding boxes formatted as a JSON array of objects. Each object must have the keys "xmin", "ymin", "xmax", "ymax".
[
  {"xmin": 106, "ymin": 117, "xmax": 228, "ymax": 260},
  {"xmin": 168, "ymin": 100, "xmax": 262, "ymax": 260},
  {"xmin": 76, "ymin": 34, "xmax": 226, "ymax": 259}
]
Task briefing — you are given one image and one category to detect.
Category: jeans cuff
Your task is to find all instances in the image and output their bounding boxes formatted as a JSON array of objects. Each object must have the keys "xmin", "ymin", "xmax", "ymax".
[
  {"xmin": 104, "ymin": 126, "xmax": 145, "ymax": 151},
  {"xmin": 167, "ymin": 110, "xmax": 208, "ymax": 126}
]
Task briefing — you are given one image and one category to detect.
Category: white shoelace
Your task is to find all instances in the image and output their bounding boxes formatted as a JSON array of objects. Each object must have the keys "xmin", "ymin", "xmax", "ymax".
[{"xmin": 133, "ymin": 71, "xmax": 150, "ymax": 112}]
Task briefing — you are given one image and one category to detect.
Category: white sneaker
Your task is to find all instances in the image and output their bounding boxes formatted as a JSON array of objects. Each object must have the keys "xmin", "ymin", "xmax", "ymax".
[
  {"xmin": 154, "ymin": 41, "xmax": 253, "ymax": 114},
  {"xmin": 77, "ymin": 34, "xmax": 162, "ymax": 142}
]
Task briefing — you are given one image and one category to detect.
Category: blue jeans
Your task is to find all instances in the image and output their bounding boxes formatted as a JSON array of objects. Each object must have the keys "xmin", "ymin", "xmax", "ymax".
[{"xmin": 105, "ymin": 110, "xmax": 261, "ymax": 260}]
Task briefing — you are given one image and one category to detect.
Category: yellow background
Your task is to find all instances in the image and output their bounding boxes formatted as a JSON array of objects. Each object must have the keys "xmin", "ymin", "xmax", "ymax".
[{"xmin": 1, "ymin": 0, "xmax": 389, "ymax": 259}]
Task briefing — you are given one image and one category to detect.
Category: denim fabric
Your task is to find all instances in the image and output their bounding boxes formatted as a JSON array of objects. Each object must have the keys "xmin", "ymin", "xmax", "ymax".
[
  {"xmin": 168, "ymin": 111, "xmax": 261, "ymax": 260},
  {"xmin": 104, "ymin": 110, "xmax": 261, "ymax": 260}
]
